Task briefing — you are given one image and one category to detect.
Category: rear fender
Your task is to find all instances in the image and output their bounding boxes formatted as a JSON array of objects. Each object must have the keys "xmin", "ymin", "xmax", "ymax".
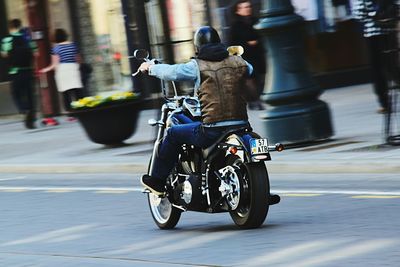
[{"xmin": 224, "ymin": 132, "xmax": 271, "ymax": 162}]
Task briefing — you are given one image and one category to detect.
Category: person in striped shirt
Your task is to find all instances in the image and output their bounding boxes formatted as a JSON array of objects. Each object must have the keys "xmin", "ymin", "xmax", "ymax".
[
  {"xmin": 352, "ymin": 0, "xmax": 395, "ymax": 113},
  {"xmin": 40, "ymin": 29, "xmax": 84, "ymax": 114}
]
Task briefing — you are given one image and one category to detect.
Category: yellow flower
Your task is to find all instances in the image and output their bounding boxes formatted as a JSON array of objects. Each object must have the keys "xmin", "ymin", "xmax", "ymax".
[{"xmin": 71, "ymin": 91, "xmax": 138, "ymax": 109}]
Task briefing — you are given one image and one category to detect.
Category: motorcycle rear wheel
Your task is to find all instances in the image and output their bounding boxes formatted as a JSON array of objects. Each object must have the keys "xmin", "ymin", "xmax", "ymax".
[{"xmin": 228, "ymin": 157, "xmax": 270, "ymax": 229}]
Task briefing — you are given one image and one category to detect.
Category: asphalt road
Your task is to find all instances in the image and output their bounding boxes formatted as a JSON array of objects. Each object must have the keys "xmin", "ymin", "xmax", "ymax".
[{"xmin": 0, "ymin": 172, "xmax": 399, "ymax": 267}]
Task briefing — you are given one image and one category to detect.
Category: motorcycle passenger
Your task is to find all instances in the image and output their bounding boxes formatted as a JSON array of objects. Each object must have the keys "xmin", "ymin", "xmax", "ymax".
[{"xmin": 140, "ymin": 26, "xmax": 253, "ymax": 196}]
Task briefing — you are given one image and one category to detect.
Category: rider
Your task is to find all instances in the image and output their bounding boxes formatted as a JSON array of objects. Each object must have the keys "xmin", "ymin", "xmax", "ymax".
[{"xmin": 140, "ymin": 26, "xmax": 253, "ymax": 196}]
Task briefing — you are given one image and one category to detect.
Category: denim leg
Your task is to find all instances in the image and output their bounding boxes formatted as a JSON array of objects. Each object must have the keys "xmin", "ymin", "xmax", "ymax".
[
  {"xmin": 174, "ymin": 112, "xmax": 194, "ymax": 124},
  {"xmin": 151, "ymin": 122, "xmax": 224, "ymax": 181},
  {"xmin": 151, "ymin": 122, "xmax": 200, "ymax": 180}
]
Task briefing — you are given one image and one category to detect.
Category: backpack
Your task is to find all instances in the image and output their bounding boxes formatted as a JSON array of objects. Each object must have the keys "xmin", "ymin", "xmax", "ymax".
[{"xmin": 8, "ymin": 35, "xmax": 33, "ymax": 68}]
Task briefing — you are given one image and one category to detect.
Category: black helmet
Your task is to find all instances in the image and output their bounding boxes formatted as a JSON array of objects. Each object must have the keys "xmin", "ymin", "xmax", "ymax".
[{"xmin": 193, "ymin": 26, "xmax": 221, "ymax": 50}]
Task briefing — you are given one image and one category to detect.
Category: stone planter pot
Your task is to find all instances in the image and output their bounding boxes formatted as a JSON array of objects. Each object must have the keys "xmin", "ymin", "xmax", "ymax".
[{"xmin": 70, "ymin": 99, "xmax": 142, "ymax": 145}]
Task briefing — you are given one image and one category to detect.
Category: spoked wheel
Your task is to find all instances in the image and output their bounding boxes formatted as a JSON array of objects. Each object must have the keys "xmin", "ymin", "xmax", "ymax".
[
  {"xmin": 146, "ymin": 161, "xmax": 181, "ymax": 229},
  {"xmin": 147, "ymin": 192, "xmax": 181, "ymax": 229},
  {"xmin": 226, "ymin": 155, "xmax": 270, "ymax": 229}
]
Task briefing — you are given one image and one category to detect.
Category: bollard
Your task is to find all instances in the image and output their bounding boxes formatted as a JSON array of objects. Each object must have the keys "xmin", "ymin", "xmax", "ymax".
[{"xmin": 255, "ymin": 0, "xmax": 333, "ymax": 144}]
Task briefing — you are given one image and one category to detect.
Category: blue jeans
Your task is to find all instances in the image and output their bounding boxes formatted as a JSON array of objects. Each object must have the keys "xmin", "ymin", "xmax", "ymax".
[{"xmin": 151, "ymin": 120, "xmax": 228, "ymax": 181}]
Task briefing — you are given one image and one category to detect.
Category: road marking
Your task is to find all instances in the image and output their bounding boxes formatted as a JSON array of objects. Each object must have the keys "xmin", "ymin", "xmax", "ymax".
[
  {"xmin": 0, "ymin": 176, "xmax": 26, "ymax": 181},
  {"xmin": 95, "ymin": 190, "xmax": 131, "ymax": 194},
  {"xmin": 293, "ymin": 239, "xmax": 397, "ymax": 267},
  {"xmin": 351, "ymin": 195, "xmax": 400, "ymax": 199},
  {"xmin": 273, "ymin": 189, "xmax": 400, "ymax": 196},
  {"xmin": 240, "ymin": 240, "xmax": 347, "ymax": 266},
  {"xmin": 241, "ymin": 239, "xmax": 397, "ymax": 267},
  {"xmin": 143, "ymin": 231, "xmax": 238, "ymax": 255},
  {"xmin": 1, "ymin": 224, "xmax": 98, "ymax": 246},
  {"xmin": 282, "ymin": 193, "xmax": 322, "ymax": 197},
  {"xmin": 0, "ymin": 186, "xmax": 142, "ymax": 192},
  {"xmin": 1, "ymin": 186, "xmax": 400, "ymax": 198},
  {"xmin": 106, "ymin": 232, "xmax": 189, "ymax": 255},
  {"xmin": 46, "ymin": 189, "xmax": 75, "ymax": 193},
  {"xmin": 2, "ymin": 189, "xmax": 28, "ymax": 192}
]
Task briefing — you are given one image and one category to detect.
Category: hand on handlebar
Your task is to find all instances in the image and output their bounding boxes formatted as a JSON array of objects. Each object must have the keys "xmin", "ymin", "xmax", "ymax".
[
  {"xmin": 132, "ymin": 61, "xmax": 155, "ymax": 77},
  {"xmin": 139, "ymin": 61, "xmax": 154, "ymax": 73}
]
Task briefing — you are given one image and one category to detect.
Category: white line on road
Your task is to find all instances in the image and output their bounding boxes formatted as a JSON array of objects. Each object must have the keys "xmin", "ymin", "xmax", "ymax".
[
  {"xmin": 1, "ymin": 224, "xmax": 98, "ymax": 246},
  {"xmin": 240, "ymin": 239, "xmax": 397, "ymax": 267},
  {"xmin": 1, "ymin": 186, "xmax": 400, "ymax": 196},
  {"xmin": 0, "ymin": 176, "xmax": 26, "ymax": 181},
  {"xmin": 272, "ymin": 189, "xmax": 400, "ymax": 196},
  {"xmin": 293, "ymin": 239, "xmax": 397, "ymax": 267},
  {"xmin": 0, "ymin": 186, "xmax": 142, "ymax": 192},
  {"xmin": 240, "ymin": 239, "xmax": 347, "ymax": 266}
]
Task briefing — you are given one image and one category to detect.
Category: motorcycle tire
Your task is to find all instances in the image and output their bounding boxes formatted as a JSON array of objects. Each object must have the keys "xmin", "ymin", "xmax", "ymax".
[
  {"xmin": 146, "ymin": 160, "xmax": 181, "ymax": 229},
  {"xmin": 228, "ymin": 156, "xmax": 270, "ymax": 229},
  {"xmin": 147, "ymin": 193, "xmax": 181, "ymax": 229}
]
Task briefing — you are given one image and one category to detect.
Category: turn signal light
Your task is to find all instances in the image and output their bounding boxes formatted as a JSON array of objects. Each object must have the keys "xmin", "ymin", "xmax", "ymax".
[
  {"xmin": 228, "ymin": 146, "xmax": 238, "ymax": 154},
  {"xmin": 275, "ymin": 143, "xmax": 284, "ymax": 152}
]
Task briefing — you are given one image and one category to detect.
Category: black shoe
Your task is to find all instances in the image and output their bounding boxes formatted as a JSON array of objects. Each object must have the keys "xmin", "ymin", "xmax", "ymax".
[
  {"xmin": 141, "ymin": 175, "xmax": 166, "ymax": 196},
  {"xmin": 377, "ymin": 107, "xmax": 388, "ymax": 114},
  {"xmin": 24, "ymin": 111, "xmax": 36, "ymax": 129},
  {"xmin": 269, "ymin": 194, "xmax": 281, "ymax": 205}
]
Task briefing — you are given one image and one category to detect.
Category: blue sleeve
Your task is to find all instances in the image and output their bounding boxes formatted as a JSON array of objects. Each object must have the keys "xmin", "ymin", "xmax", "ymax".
[
  {"xmin": 245, "ymin": 60, "xmax": 253, "ymax": 76},
  {"xmin": 148, "ymin": 60, "xmax": 198, "ymax": 82}
]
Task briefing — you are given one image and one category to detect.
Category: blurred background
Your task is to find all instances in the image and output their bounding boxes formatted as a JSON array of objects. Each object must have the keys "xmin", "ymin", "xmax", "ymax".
[{"xmin": 0, "ymin": 0, "xmax": 386, "ymax": 116}]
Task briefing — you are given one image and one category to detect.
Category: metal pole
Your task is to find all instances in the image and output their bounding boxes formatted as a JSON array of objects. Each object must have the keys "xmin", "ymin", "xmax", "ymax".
[{"xmin": 255, "ymin": 0, "xmax": 334, "ymax": 144}]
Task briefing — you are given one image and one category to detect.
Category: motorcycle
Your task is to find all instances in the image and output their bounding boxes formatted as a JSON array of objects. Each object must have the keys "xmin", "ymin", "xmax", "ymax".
[{"xmin": 133, "ymin": 49, "xmax": 284, "ymax": 229}]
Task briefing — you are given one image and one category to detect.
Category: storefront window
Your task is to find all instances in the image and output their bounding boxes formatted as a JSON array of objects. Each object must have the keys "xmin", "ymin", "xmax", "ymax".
[
  {"xmin": 5, "ymin": 0, "xmax": 28, "ymax": 26},
  {"xmin": 88, "ymin": 0, "xmax": 132, "ymax": 91},
  {"xmin": 145, "ymin": 0, "xmax": 208, "ymax": 63}
]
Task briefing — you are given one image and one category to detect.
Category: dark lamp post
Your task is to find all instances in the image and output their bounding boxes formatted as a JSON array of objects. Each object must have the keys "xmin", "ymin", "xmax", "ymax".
[{"xmin": 255, "ymin": 0, "xmax": 333, "ymax": 144}]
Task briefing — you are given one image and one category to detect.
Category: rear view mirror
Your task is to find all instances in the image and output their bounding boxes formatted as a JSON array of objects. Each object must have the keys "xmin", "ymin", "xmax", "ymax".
[{"xmin": 134, "ymin": 49, "xmax": 149, "ymax": 60}]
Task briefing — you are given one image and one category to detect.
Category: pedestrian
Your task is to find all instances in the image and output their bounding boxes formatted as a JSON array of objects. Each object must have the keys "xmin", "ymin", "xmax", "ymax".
[
  {"xmin": 39, "ymin": 28, "xmax": 84, "ymax": 119},
  {"xmin": 230, "ymin": 0, "xmax": 267, "ymax": 110},
  {"xmin": 139, "ymin": 26, "xmax": 253, "ymax": 196},
  {"xmin": 352, "ymin": 0, "xmax": 396, "ymax": 113},
  {"xmin": 1, "ymin": 19, "xmax": 37, "ymax": 129}
]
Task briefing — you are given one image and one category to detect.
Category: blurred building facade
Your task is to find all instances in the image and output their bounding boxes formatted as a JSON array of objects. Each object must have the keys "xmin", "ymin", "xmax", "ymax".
[{"xmin": 0, "ymin": 0, "xmax": 371, "ymax": 116}]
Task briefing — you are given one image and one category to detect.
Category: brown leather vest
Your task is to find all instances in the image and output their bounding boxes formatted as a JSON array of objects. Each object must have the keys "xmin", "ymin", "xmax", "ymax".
[{"xmin": 196, "ymin": 56, "xmax": 249, "ymax": 124}]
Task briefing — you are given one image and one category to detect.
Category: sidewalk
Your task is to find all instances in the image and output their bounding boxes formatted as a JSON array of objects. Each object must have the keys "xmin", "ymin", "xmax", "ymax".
[{"xmin": 0, "ymin": 84, "xmax": 399, "ymax": 174}]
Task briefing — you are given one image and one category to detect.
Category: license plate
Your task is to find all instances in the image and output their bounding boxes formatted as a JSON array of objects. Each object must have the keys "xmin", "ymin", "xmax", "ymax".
[{"xmin": 250, "ymin": 138, "xmax": 269, "ymax": 155}]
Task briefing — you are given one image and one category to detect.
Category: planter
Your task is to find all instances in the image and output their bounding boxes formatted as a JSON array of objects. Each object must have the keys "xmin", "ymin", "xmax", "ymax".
[{"xmin": 70, "ymin": 99, "xmax": 142, "ymax": 145}]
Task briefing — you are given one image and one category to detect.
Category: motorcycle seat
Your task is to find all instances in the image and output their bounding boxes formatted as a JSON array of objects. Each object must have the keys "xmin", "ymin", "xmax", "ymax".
[{"xmin": 202, "ymin": 124, "xmax": 251, "ymax": 159}]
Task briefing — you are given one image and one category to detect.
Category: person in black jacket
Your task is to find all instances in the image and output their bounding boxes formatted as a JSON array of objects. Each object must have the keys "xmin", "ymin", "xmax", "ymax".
[
  {"xmin": 230, "ymin": 0, "xmax": 266, "ymax": 110},
  {"xmin": 1, "ymin": 19, "xmax": 37, "ymax": 129}
]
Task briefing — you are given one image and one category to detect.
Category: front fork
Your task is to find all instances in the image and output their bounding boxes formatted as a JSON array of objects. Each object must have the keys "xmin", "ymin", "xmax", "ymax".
[{"xmin": 148, "ymin": 103, "xmax": 170, "ymax": 176}]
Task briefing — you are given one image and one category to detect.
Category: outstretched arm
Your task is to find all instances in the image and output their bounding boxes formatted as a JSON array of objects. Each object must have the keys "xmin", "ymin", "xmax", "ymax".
[
  {"xmin": 140, "ymin": 60, "xmax": 198, "ymax": 82},
  {"xmin": 39, "ymin": 54, "xmax": 59, "ymax": 73}
]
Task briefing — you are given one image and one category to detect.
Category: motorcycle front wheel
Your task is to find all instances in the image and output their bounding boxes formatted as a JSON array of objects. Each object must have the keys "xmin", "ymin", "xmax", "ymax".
[
  {"xmin": 147, "ymin": 192, "xmax": 181, "ymax": 229},
  {"xmin": 146, "ymin": 161, "xmax": 181, "ymax": 229},
  {"xmin": 228, "ymin": 156, "xmax": 270, "ymax": 229}
]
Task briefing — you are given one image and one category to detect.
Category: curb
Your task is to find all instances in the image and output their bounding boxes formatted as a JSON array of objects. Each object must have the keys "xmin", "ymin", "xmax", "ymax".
[{"xmin": 0, "ymin": 160, "xmax": 399, "ymax": 174}]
